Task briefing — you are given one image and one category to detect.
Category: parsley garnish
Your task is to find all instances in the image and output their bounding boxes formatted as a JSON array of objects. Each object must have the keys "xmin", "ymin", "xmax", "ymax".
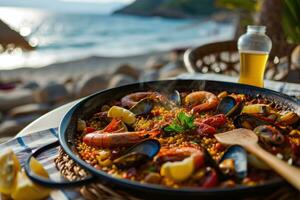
[{"xmin": 164, "ymin": 112, "xmax": 196, "ymax": 133}]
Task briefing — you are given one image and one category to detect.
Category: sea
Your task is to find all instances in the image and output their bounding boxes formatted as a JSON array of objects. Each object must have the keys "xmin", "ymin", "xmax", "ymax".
[{"xmin": 0, "ymin": 7, "xmax": 235, "ymax": 70}]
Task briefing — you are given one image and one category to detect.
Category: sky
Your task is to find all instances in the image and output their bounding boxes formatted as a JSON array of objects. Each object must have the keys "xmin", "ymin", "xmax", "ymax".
[{"xmin": 0, "ymin": 0, "xmax": 134, "ymax": 13}]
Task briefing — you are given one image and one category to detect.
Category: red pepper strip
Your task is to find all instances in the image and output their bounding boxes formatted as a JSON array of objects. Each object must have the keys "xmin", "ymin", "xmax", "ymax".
[
  {"xmin": 196, "ymin": 123, "xmax": 216, "ymax": 136},
  {"xmin": 200, "ymin": 114, "xmax": 227, "ymax": 128},
  {"xmin": 103, "ymin": 118, "xmax": 122, "ymax": 133},
  {"xmin": 201, "ymin": 169, "xmax": 218, "ymax": 188}
]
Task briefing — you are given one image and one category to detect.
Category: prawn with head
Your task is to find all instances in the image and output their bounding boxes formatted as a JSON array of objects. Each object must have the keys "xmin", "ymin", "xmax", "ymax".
[{"xmin": 185, "ymin": 91, "xmax": 219, "ymax": 114}]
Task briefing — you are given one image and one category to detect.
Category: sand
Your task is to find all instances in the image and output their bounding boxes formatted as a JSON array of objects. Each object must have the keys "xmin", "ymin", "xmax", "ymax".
[{"xmin": 0, "ymin": 51, "xmax": 169, "ymax": 84}]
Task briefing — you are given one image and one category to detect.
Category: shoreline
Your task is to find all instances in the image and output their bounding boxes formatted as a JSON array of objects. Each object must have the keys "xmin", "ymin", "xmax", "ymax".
[{"xmin": 0, "ymin": 50, "xmax": 171, "ymax": 83}]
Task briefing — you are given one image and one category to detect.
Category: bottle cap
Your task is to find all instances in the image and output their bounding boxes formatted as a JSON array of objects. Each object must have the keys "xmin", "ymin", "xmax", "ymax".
[{"xmin": 247, "ymin": 25, "xmax": 266, "ymax": 34}]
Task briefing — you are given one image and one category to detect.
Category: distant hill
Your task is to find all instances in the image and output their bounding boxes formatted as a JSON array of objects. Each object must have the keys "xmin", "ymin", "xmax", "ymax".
[{"xmin": 113, "ymin": 0, "xmax": 219, "ymax": 18}]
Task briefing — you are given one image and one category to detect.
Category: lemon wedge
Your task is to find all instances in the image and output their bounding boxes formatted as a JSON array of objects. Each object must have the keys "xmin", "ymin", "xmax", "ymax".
[
  {"xmin": 11, "ymin": 171, "xmax": 50, "ymax": 200},
  {"xmin": 242, "ymin": 104, "xmax": 269, "ymax": 114},
  {"xmin": 29, "ymin": 157, "xmax": 49, "ymax": 178},
  {"xmin": 0, "ymin": 149, "xmax": 20, "ymax": 194},
  {"xmin": 160, "ymin": 156, "xmax": 195, "ymax": 182},
  {"xmin": 11, "ymin": 158, "xmax": 50, "ymax": 200},
  {"xmin": 107, "ymin": 106, "xmax": 136, "ymax": 125}
]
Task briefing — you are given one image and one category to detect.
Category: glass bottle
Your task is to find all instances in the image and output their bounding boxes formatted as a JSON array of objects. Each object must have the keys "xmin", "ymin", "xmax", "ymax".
[{"xmin": 238, "ymin": 25, "xmax": 272, "ymax": 87}]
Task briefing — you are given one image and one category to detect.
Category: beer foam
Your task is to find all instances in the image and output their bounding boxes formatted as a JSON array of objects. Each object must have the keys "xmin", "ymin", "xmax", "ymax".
[{"xmin": 239, "ymin": 50, "xmax": 269, "ymax": 54}]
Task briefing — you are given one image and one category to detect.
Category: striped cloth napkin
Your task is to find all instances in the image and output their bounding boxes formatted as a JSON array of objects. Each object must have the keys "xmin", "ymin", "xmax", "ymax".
[{"xmin": 0, "ymin": 128, "xmax": 83, "ymax": 200}]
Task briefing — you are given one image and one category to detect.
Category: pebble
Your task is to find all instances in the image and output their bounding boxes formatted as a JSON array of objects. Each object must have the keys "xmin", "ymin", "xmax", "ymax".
[
  {"xmin": 113, "ymin": 64, "xmax": 140, "ymax": 80},
  {"xmin": 21, "ymin": 81, "xmax": 39, "ymax": 90},
  {"xmin": 0, "ymin": 114, "xmax": 41, "ymax": 137},
  {"xmin": 0, "ymin": 89, "xmax": 35, "ymax": 112},
  {"xmin": 139, "ymin": 70, "xmax": 159, "ymax": 82},
  {"xmin": 145, "ymin": 56, "xmax": 168, "ymax": 70},
  {"xmin": 35, "ymin": 83, "xmax": 69, "ymax": 103},
  {"xmin": 75, "ymin": 74, "xmax": 108, "ymax": 97},
  {"xmin": 108, "ymin": 74, "xmax": 135, "ymax": 88},
  {"xmin": 8, "ymin": 103, "xmax": 50, "ymax": 117}
]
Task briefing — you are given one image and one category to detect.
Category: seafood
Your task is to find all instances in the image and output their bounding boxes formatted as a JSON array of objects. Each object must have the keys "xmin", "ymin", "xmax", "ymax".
[
  {"xmin": 219, "ymin": 145, "xmax": 247, "ymax": 179},
  {"xmin": 75, "ymin": 89, "xmax": 300, "ymax": 189},
  {"xmin": 216, "ymin": 96, "xmax": 243, "ymax": 117},
  {"xmin": 130, "ymin": 98, "xmax": 154, "ymax": 115},
  {"xmin": 113, "ymin": 139, "xmax": 160, "ymax": 169},
  {"xmin": 184, "ymin": 91, "xmax": 219, "ymax": 113},
  {"xmin": 253, "ymin": 125, "xmax": 285, "ymax": 146},
  {"xmin": 83, "ymin": 130, "xmax": 160, "ymax": 148},
  {"xmin": 155, "ymin": 146, "xmax": 205, "ymax": 168},
  {"xmin": 168, "ymin": 90, "xmax": 181, "ymax": 106},
  {"xmin": 121, "ymin": 92, "xmax": 164, "ymax": 108}
]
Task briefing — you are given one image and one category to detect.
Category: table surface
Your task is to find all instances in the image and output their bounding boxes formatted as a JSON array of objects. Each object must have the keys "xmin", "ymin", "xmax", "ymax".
[{"xmin": 17, "ymin": 73, "xmax": 300, "ymax": 137}]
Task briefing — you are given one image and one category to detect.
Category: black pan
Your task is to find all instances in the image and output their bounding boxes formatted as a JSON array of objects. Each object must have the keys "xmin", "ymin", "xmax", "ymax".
[{"xmin": 25, "ymin": 80, "xmax": 300, "ymax": 199}]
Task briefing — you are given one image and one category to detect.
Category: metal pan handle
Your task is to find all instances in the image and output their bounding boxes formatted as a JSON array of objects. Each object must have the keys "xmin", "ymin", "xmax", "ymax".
[{"xmin": 24, "ymin": 140, "xmax": 96, "ymax": 188}]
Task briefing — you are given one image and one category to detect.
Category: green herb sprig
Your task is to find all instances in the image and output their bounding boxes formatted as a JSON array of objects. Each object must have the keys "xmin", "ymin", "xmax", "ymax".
[{"xmin": 164, "ymin": 112, "xmax": 196, "ymax": 133}]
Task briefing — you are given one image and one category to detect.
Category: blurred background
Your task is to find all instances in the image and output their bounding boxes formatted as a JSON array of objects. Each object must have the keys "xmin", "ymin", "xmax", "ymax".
[{"xmin": 0, "ymin": 0, "xmax": 299, "ymax": 142}]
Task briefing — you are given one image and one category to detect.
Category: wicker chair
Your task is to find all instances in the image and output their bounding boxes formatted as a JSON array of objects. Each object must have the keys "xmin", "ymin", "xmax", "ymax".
[{"xmin": 184, "ymin": 40, "xmax": 296, "ymax": 82}]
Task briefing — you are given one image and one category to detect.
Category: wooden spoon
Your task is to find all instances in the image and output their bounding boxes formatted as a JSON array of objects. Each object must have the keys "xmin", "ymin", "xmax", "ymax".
[{"xmin": 215, "ymin": 128, "xmax": 300, "ymax": 191}]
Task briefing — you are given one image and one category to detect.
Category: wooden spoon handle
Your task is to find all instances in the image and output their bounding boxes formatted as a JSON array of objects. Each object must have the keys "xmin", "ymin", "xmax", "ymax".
[{"xmin": 245, "ymin": 143, "xmax": 300, "ymax": 191}]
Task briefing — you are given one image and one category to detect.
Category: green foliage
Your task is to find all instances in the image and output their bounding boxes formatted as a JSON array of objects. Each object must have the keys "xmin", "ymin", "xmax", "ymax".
[
  {"xmin": 162, "ymin": 0, "xmax": 217, "ymax": 15},
  {"xmin": 115, "ymin": 0, "xmax": 218, "ymax": 16},
  {"xmin": 282, "ymin": 0, "xmax": 300, "ymax": 43},
  {"xmin": 164, "ymin": 112, "xmax": 196, "ymax": 133},
  {"xmin": 216, "ymin": 0, "xmax": 259, "ymax": 12}
]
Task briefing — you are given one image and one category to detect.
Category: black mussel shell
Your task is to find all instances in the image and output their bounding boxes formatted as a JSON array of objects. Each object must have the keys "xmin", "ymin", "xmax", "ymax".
[
  {"xmin": 130, "ymin": 98, "xmax": 154, "ymax": 115},
  {"xmin": 234, "ymin": 113, "xmax": 272, "ymax": 129},
  {"xmin": 220, "ymin": 145, "xmax": 247, "ymax": 179},
  {"xmin": 169, "ymin": 90, "xmax": 181, "ymax": 106},
  {"xmin": 113, "ymin": 152, "xmax": 149, "ymax": 169},
  {"xmin": 113, "ymin": 139, "xmax": 160, "ymax": 169},
  {"xmin": 217, "ymin": 96, "xmax": 243, "ymax": 117}
]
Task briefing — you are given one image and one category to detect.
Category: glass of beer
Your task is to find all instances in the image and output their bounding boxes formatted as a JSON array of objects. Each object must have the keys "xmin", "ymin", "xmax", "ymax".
[{"xmin": 238, "ymin": 26, "xmax": 272, "ymax": 87}]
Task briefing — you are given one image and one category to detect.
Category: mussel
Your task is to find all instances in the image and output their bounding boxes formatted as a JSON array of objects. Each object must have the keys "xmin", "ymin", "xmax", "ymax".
[
  {"xmin": 233, "ymin": 113, "xmax": 273, "ymax": 129},
  {"xmin": 130, "ymin": 98, "xmax": 154, "ymax": 115},
  {"xmin": 113, "ymin": 139, "xmax": 160, "ymax": 169},
  {"xmin": 168, "ymin": 90, "xmax": 181, "ymax": 106},
  {"xmin": 217, "ymin": 96, "xmax": 243, "ymax": 117},
  {"xmin": 219, "ymin": 145, "xmax": 247, "ymax": 179},
  {"xmin": 253, "ymin": 125, "xmax": 285, "ymax": 146}
]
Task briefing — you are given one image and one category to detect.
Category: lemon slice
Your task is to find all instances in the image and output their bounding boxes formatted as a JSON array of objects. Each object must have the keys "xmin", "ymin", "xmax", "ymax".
[
  {"xmin": 11, "ymin": 171, "xmax": 50, "ymax": 200},
  {"xmin": 0, "ymin": 149, "xmax": 20, "ymax": 194},
  {"xmin": 107, "ymin": 106, "xmax": 136, "ymax": 125},
  {"xmin": 11, "ymin": 158, "xmax": 50, "ymax": 200},
  {"xmin": 160, "ymin": 156, "xmax": 195, "ymax": 182},
  {"xmin": 29, "ymin": 157, "xmax": 49, "ymax": 178},
  {"xmin": 242, "ymin": 104, "xmax": 269, "ymax": 114}
]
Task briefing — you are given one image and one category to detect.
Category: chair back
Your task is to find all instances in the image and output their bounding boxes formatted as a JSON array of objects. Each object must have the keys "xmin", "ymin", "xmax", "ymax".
[{"xmin": 184, "ymin": 40, "xmax": 296, "ymax": 81}]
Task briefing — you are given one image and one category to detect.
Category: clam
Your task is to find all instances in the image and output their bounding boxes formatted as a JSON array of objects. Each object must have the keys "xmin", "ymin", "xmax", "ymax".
[
  {"xmin": 253, "ymin": 125, "xmax": 285, "ymax": 146},
  {"xmin": 130, "ymin": 98, "xmax": 154, "ymax": 115},
  {"xmin": 168, "ymin": 90, "xmax": 181, "ymax": 106},
  {"xmin": 219, "ymin": 145, "xmax": 247, "ymax": 179},
  {"xmin": 217, "ymin": 96, "xmax": 243, "ymax": 117},
  {"xmin": 113, "ymin": 139, "xmax": 160, "ymax": 169},
  {"xmin": 233, "ymin": 113, "xmax": 273, "ymax": 129}
]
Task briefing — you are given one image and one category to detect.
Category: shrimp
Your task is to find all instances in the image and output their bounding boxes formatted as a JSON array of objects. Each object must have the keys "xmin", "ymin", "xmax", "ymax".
[
  {"xmin": 155, "ymin": 146, "xmax": 205, "ymax": 169},
  {"xmin": 121, "ymin": 92, "xmax": 165, "ymax": 108},
  {"xmin": 185, "ymin": 91, "xmax": 219, "ymax": 113},
  {"xmin": 83, "ymin": 130, "xmax": 160, "ymax": 148}
]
